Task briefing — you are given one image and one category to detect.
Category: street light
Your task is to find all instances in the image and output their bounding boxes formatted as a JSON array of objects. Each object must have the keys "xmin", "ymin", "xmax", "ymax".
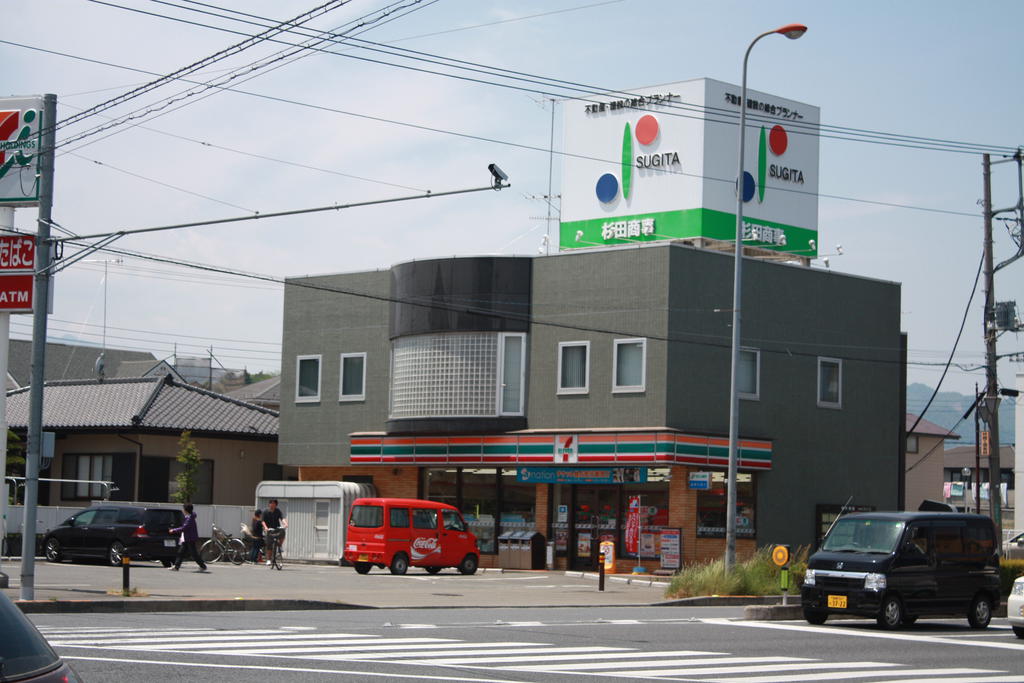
[{"xmin": 726, "ymin": 23, "xmax": 807, "ymax": 571}]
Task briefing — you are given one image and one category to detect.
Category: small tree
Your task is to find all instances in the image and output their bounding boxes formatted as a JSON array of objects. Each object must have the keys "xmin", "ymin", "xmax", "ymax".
[{"xmin": 173, "ymin": 430, "xmax": 201, "ymax": 504}]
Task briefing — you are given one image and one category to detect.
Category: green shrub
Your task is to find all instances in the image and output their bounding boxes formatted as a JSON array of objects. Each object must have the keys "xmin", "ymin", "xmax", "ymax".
[
  {"xmin": 665, "ymin": 545, "xmax": 811, "ymax": 599},
  {"xmin": 1000, "ymin": 559, "xmax": 1024, "ymax": 596}
]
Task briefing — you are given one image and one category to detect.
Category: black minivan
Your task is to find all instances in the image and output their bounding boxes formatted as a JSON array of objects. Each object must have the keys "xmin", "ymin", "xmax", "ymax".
[
  {"xmin": 43, "ymin": 505, "xmax": 184, "ymax": 567},
  {"xmin": 801, "ymin": 512, "xmax": 1000, "ymax": 629}
]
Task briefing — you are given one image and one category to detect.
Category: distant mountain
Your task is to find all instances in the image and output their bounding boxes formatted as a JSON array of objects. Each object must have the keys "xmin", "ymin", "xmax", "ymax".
[{"xmin": 907, "ymin": 383, "xmax": 1015, "ymax": 445}]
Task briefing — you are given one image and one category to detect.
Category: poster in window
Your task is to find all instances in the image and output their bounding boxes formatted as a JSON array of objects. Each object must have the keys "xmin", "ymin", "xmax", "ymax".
[
  {"xmin": 660, "ymin": 529, "xmax": 681, "ymax": 570},
  {"xmin": 577, "ymin": 531, "xmax": 592, "ymax": 557}
]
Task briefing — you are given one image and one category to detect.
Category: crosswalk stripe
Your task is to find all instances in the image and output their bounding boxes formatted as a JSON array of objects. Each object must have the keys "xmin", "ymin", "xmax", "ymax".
[
  {"xmin": 476, "ymin": 650, "xmax": 718, "ymax": 668},
  {"xmin": 707, "ymin": 668, "xmax": 998, "ymax": 683},
  {"xmin": 198, "ymin": 642, "xmax": 546, "ymax": 657},
  {"xmin": 498, "ymin": 655, "xmax": 811, "ymax": 672},
  {"xmin": 47, "ymin": 629, "xmax": 289, "ymax": 644},
  {"xmin": 586, "ymin": 661, "xmax": 900, "ymax": 679},
  {"xmin": 885, "ymin": 678, "xmax": 1024, "ymax": 683},
  {"xmin": 118, "ymin": 637, "xmax": 454, "ymax": 652}
]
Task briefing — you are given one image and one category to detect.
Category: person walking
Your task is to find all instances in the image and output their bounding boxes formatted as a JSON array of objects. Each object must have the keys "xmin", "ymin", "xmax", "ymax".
[
  {"xmin": 249, "ymin": 509, "xmax": 264, "ymax": 564},
  {"xmin": 170, "ymin": 503, "xmax": 208, "ymax": 572}
]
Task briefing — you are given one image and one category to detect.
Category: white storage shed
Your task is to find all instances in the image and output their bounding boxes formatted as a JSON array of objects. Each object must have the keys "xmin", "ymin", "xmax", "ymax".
[{"xmin": 255, "ymin": 480, "xmax": 375, "ymax": 563}]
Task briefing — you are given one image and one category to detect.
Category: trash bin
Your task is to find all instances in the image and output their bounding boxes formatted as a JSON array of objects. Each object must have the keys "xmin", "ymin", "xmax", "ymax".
[
  {"xmin": 511, "ymin": 531, "xmax": 531, "ymax": 569},
  {"xmin": 497, "ymin": 531, "xmax": 517, "ymax": 568},
  {"xmin": 525, "ymin": 532, "xmax": 546, "ymax": 570}
]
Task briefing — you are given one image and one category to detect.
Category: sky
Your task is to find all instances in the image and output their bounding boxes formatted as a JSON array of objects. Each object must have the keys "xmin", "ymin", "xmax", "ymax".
[{"xmin": 2, "ymin": 0, "xmax": 1023, "ymax": 415}]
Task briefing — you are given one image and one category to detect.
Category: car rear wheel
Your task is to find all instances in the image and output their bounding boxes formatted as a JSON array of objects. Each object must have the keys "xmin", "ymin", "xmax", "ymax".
[
  {"xmin": 457, "ymin": 553, "xmax": 478, "ymax": 575},
  {"xmin": 353, "ymin": 562, "xmax": 372, "ymax": 574},
  {"xmin": 108, "ymin": 541, "xmax": 126, "ymax": 567},
  {"xmin": 877, "ymin": 596, "xmax": 905, "ymax": 630},
  {"xmin": 160, "ymin": 560, "xmax": 173, "ymax": 568},
  {"xmin": 803, "ymin": 609, "xmax": 827, "ymax": 625},
  {"xmin": 967, "ymin": 594, "xmax": 993, "ymax": 629},
  {"xmin": 390, "ymin": 553, "xmax": 409, "ymax": 575},
  {"xmin": 1013, "ymin": 626, "xmax": 1024, "ymax": 639},
  {"xmin": 44, "ymin": 538, "xmax": 62, "ymax": 563}
]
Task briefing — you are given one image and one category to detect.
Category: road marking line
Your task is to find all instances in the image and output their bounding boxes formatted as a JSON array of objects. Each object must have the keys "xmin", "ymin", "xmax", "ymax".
[
  {"xmin": 884, "ymin": 678, "xmax": 1024, "ymax": 683},
  {"xmin": 59, "ymin": 655, "xmax": 540, "ymax": 683},
  {"xmin": 702, "ymin": 619, "xmax": 1024, "ymax": 652},
  {"xmin": 47, "ymin": 629, "xmax": 291, "ymax": 644},
  {"xmin": 498, "ymin": 655, "xmax": 810, "ymax": 672},
  {"xmin": 399, "ymin": 647, "xmax": 641, "ymax": 665},
  {"xmin": 588, "ymin": 661, "xmax": 900, "ymax": 679},
  {"xmin": 707, "ymin": 668, "xmax": 998, "ymax": 683}
]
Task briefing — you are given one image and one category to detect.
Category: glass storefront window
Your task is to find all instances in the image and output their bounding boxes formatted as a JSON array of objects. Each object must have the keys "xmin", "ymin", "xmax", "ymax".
[
  {"xmin": 500, "ymin": 468, "xmax": 535, "ymax": 531},
  {"xmin": 462, "ymin": 469, "xmax": 498, "ymax": 554},
  {"xmin": 622, "ymin": 468, "xmax": 670, "ymax": 559},
  {"xmin": 696, "ymin": 471, "xmax": 756, "ymax": 538},
  {"xmin": 423, "ymin": 468, "xmax": 457, "ymax": 507}
]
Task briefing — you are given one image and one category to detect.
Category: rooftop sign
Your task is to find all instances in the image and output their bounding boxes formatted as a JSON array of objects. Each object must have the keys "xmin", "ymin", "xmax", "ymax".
[{"xmin": 560, "ymin": 78, "xmax": 820, "ymax": 257}]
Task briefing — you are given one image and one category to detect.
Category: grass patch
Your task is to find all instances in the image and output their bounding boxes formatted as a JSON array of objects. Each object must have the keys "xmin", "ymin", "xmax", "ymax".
[
  {"xmin": 106, "ymin": 587, "xmax": 148, "ymax": 597},
  {"xmin": 665, "ymin": 546, "xmax": 809, "ymax": 599}
]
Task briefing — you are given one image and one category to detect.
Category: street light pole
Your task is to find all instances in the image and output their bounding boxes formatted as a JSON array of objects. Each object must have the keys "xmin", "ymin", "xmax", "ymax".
[{"xmin": 726, "ymin": 24, "xmax": 806, "ymax": 571}]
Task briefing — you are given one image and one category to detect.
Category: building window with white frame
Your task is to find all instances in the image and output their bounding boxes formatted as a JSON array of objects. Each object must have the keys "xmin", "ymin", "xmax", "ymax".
[
  {"xmin": 296, "ymin": 354, "xmax": 322, "ymax": 402},
  {"xmin": 613, "ymin": 338, "xmax": 646, "ymax": 393},
  {"xmin": 817, "ymin": 356, "xmax": 842, "ymax": 408},
  {"xmin": 340, "ymin": 352, "xmax": 366, "ymax": 401},
  {"xmin": 558, "ymin": 341, "xmax": 589, "ymax": 394},
  {"xmin": 738, "ymin": 348, "xmax": 760, "ymax": 400},
  {"xmin": 499, "ymin": 333, "xmax": 526, "ymax": 415}
]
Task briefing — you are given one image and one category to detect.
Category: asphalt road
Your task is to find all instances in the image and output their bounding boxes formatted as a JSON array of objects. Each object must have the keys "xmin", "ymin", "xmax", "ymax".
[{"xmin": 34, "ymin": 606, "xmax": 1024, "ymax": 682}]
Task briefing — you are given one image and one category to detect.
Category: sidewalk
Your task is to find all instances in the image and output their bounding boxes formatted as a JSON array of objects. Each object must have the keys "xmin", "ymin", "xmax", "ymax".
[{"xmin": 1, "ymin": 557, "xmax": 676, "ymax": 613}]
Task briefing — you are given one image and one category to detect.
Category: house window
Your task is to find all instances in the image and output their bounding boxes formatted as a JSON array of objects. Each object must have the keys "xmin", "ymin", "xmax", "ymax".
[
  {"xmin": 906, "ymin": 435, "xmax": 918, "ymax": 453},
  {"xmin": 499, "ymin": 333, "xmax": 526, "ymax": 415},
  {"xmin": 817, "ymin": 357, "xmax": 842, "ymax": 408},
  {"xmin": 61, "ymin": 453, "xmax": 113, "ymax": 500},
  {"xmin": 558, "ymin": 341, "xmax": 590, "ymax": 394},
  {"xmin": 613, "ymin": 338, "xmax": 646, "ymax": 393},
  {"xmin": 296, "ymin": 355, "xmax": 321, "ymax": 402},
  {"xmin": 340, "ymin": 352, "xmax": 366, "ymax": 401},
  {"xmin": 738, "ymin": 348, "xmax": 760, "ymax": 400}
]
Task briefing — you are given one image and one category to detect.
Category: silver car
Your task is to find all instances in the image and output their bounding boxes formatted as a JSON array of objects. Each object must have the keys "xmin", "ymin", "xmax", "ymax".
[
  {"xmin": 1004, "ymin": 532, "xmax": 1024, "ymax": 560},
  {"xmin": 1009, "ymin": 576, "xmax": 1024, "ymax": 639}
]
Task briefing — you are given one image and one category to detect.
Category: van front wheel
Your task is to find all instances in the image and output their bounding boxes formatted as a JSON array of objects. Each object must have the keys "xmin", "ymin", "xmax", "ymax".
[
  {"xmin": 877, "ymin": 596, "xmax": 904, "ymax": 630},
  {"xmin": 967, "ymin": 594, "xmax": 993, "ymax": 629},
  {"xmin": 390, "ymin": 553, "xmax": 409, "ymax": 575},
  {"xmin": 458, "ymin": 554, "xmax": 478, "ymax": 575}
]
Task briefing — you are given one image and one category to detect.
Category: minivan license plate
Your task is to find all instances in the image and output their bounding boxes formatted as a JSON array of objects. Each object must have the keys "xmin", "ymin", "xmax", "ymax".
[
  {"xmin": 163, "ymin": 540, "xmax": 176, "ymax": 548},
  {"xmin": 827, "ymin": 595, "xmax": 847, "ymax": 609}
]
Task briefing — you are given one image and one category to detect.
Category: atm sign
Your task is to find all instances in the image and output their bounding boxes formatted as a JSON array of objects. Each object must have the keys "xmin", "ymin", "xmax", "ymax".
[{"xmin": 0, "ymin": 273, "xmax": 33, "ymax": 312}]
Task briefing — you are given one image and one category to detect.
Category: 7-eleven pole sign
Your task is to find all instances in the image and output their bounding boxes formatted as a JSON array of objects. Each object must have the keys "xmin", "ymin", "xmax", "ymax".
[{"xmin": 0, "ymin": 97, "xmax": 44, "ymax": 206}]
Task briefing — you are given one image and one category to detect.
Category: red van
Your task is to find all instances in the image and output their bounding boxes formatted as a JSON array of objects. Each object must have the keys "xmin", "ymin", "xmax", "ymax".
[{"xmin": 344, "ymin": 497, "xmax": 479, "ymax": 575}]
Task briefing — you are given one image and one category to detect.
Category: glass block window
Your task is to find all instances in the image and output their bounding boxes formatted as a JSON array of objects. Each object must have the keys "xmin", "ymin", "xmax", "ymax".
[{"xmin": 391, "ymin": 332, "xmax": 518, "ymax": 418}]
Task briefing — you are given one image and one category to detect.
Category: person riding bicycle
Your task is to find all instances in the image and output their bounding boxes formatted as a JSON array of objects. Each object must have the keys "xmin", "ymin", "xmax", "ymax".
[{"xmin": 262, "ymin": 499, "xmax": 287, "ymax": 565}]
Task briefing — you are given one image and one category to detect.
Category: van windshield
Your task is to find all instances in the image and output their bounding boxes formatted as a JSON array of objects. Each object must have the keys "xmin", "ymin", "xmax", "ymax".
[
  {"xmin": 350, "ymin": 505, "xmax": 384, "ymax": 528},
  {"xmin": 821, "ymin": 518, "xmax": 905, "ymax": 554}
]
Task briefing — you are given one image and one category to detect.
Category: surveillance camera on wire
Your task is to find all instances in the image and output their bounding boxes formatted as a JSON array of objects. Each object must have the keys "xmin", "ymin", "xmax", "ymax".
[{"xmin": 488, "ymin": 163, "xmax": 509, "ymax": 190}]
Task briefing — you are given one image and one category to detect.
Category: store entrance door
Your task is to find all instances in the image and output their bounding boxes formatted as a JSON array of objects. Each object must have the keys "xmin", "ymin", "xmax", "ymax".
[{"xmin": 570, "ymin": 487, "xmax": 619, "ymax": 571}]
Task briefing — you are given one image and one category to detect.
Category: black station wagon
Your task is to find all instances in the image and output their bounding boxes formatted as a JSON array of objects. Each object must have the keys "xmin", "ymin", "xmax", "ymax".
[{"xmin": 43, "ymin": 504, "xmax": 184, "ymax": 567}]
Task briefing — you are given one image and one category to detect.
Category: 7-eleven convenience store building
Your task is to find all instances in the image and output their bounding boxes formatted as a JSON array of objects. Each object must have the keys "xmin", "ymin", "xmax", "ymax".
[{"xmin": 278, "ymin": 244, "xmax": 904, "ymax": 571}]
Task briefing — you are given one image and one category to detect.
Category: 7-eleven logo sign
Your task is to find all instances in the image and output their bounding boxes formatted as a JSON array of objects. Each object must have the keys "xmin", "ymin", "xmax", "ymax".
[
  {"xmin": 556, "ymin": 435, "xmax": 578, "ymax": 463},
  {"xmin": 0, "ymin": 98, "xmax": 43, "ymax": 206},
  {"xmin": 0, "ymin": 109, "xmax": 37, "ymax": 180}
]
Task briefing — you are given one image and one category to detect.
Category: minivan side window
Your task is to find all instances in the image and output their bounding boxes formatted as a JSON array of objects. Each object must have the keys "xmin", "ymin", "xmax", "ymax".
[
  {"xmin": 350, "ymin": 505, "xmax": 384, "ymax": 528},
  {"xmin": 118, "ymin": 508, "xmax": 143, "ymax": 524},
  {"xmin": 442, "ymin": 509, "xmax": 466, "ymax": 532},
  {"xmin": 963, "ymin": 522, "xmax": 995, "ymax": 561},
  {"xmin": 93, "ymin": 508, "xmax": 118, "ymax": 525},
  {"xmin": 72, "ymin": 510, "xmax": 97, "ymax": 527},
  {"xmin": 933, "ymin": 524, "xmax": 965, "ymax": 558},
  {"xmin": 390, "ymin": 508, "xmax": 410, "ymax": 528},
  {"xmin": 413, "ymin": 508, "xmax": 437, "ymax": 530}
]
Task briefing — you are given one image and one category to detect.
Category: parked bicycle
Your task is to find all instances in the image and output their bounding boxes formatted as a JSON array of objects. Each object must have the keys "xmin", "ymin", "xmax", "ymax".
[
  {"xmin": 266, "ymin": 527, "xmax": 285, "ymax": 570},
  {"xmin": 199, "ymin": 524, "xmax": 245, "ymax": 565}
]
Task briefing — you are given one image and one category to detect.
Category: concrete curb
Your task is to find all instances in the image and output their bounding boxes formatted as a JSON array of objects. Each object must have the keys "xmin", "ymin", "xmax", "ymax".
[
  {"xmin": 16, "ymin": 598, "xmax": 369, "ymax": 614},
  {"xmin": 744, "ymin": 604, "xmax": 803, "ymax": 620}
]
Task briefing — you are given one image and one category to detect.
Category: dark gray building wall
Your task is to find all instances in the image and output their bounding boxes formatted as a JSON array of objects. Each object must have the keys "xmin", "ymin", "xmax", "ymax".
[
  {"xmin": 278, "ymin": 270, "xmax": 391, "ymax": 467},
  {"xmin": 527, "ymin": 246, "xmax": 670, "ymax": 429}
]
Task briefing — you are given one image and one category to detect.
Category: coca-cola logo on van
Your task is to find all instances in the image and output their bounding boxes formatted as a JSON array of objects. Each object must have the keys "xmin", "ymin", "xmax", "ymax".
[{"xmin": 410, "ymin": 535, "xmax": 442, "ymax": 561}]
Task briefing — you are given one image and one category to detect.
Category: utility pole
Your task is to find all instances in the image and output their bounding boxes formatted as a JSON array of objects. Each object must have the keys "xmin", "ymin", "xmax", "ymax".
[
  {"xmin": 21, "ymin": 93, "xmax": 57, "ymax": 600},
  {"xmin": 981, "ymin": 153, "xmax": 1002, "ymax": 539}
]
